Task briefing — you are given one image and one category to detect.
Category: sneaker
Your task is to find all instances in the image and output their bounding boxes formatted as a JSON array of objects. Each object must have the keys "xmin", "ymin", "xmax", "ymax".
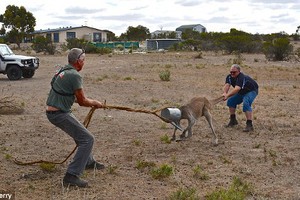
[
  {"xmin": 226, "ymin": 119, "xmax": 238, "ymax": 127},
  {"xmin": 243, "ymin": 124, "xmax": 254, "ymax": 132},
  {"xmin": 63, "ymin": 173, "xmax": 88, "ymax": 188},
  {"xmin": 85, "ymin": 161, "xmax": 105, "ymax": 170}
]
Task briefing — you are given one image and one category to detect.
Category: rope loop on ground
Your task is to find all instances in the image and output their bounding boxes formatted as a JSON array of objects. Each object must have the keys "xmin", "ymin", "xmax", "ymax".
[{"xmin": 14, "ymin": 103, "xmax": 171, "ymax": 165}]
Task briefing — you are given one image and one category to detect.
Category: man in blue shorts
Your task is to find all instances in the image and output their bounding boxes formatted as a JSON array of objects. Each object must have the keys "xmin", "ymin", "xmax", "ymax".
[
  {"xmin": 222, "ymin": 64, "xmax": 259, "ymax": 132},
  {"xmin": 46, "ymin": 48, "xmax": 105, "ymax": 187}
]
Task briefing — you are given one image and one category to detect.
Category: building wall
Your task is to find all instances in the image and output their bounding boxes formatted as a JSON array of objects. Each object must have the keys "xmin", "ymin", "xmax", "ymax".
[
  {"xmin": 146, "ymin": 39, "xmax": 181, "ymax": 50},
  {"xmin": 61, "ymin": 27, "xmax": 107, "ymax": 43},
  {"xmin": 193, "ymin": 25, "xmax": 206, "ymax": 33},
  {"xmin": 36, "ymin": 26, "xmax": 107, "ymax": 43}
]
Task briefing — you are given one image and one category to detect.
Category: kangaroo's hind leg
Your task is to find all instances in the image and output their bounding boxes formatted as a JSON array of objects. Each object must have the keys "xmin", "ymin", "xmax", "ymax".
[{"xmin": 203, "ymin": 108, "xmax": 218, "ymax": 146}]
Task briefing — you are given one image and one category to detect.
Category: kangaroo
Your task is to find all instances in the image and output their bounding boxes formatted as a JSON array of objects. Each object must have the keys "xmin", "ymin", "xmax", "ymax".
[{"xmin": 172, "ymin": 96, "xmax": 223, "ymax": 146}]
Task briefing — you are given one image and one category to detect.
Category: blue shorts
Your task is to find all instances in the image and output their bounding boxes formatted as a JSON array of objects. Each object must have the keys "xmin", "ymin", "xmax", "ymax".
[{"xmin": 227, "ymin": 91, "xmax": 258, "ymax": 112}]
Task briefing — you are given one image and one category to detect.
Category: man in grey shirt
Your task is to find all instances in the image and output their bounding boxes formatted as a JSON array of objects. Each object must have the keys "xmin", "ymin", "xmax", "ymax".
[{"xmin": 46, "ymin": 48, "xmax": 104, "ymax": 187}]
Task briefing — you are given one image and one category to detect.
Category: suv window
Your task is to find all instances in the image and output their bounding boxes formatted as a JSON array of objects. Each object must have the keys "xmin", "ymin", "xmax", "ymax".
[{"xmin": 0, "ymin": 45, "xmax": 13, "ymax": 56}]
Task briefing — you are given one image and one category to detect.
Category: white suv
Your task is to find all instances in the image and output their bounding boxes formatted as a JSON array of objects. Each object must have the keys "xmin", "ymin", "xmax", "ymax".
[{"xmin": 0, "ymin": 44, "xmax": 39, "ymax": 80}]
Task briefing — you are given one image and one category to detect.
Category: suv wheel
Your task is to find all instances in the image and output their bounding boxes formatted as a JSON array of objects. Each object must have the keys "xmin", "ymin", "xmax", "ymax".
[
  {"xmin": 7, "ymin": 65, "xmax": 22, "ymax": 80},
  {"xmin": 22, "ymin": 69, "xmax": 35, "ymax": 78}
]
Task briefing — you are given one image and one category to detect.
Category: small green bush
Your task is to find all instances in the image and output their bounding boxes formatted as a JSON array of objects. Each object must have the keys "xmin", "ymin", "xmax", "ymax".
[
  {"xmin": 107, "ymin": 165, "xmax": 118, "ymax": 174},
  {"xmin": 116, "ymin": 44, "xmax": 124, "ymax": 51},
  {"xmin": 169, "ymin": 188, "xmax": 200, "ymax": 200},
  {"xmin": 39, "ymin": 162, "xmax": 56, "ymax": 172},
  {"xmin": 159, "ymin": 69, "xmax": 171, "ymax": 81},
  {"xmin": 136, "ymin": 160, "xmax": 156, "ymax": 170},
  {"xmin": 123, "ymin": 76, "xmax": 133, "ymax": 80},
  {"xmin": 5, "ymin": 154, "xmax": 12, "ymax": 160},
  {"xmin": 160, "ymin": 134, "xmax": 171, "ymax": 144},
  {"xmin": 193, "ymin": 165, "xmax": 210, "ymax": 180},
  {"xmin": 151, "ymin": 164, "xmax": 173, "ymax": 179},
  {"xmin": 263, "ymin": 37, "xmax": 293, "ymax": 61},
  {"xmin": 32, "ymin": 36, "xmax": 56, "ymax": 54},
  {"xmin": 206, "ymin": 176, "xmax": 253, "ymax": 200}
]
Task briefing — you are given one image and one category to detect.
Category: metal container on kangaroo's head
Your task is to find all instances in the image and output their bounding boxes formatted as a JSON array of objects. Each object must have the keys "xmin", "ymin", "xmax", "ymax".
[{"xmin": 161, "ymin": 108, "xmax": 181, "ymax": 122}]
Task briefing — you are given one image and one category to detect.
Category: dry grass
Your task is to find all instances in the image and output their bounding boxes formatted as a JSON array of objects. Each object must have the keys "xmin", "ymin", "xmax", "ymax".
[
  {"xmin": 0, "ymin": 95, "xmax": 25, "ymax": 115},
  {"xmin": 0, "ymin": 51, "xmax": 299, "ymax": 199}
]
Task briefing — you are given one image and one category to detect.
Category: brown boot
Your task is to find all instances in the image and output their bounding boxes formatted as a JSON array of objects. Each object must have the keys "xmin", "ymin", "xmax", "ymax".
[
  {"xmin": 243, "ymin": 120, "xmax": 254, "ymax": 132},
  {"xmin": 63, "ymin": 173, "xmax": 88, "ymax": 187},
  {"xmin": 226, "ymin": 118, "xmax": 238, "ymax": 127},
  {"xmin": 243, "ymin": 124, "xmax": 254, "ymax": 132}
]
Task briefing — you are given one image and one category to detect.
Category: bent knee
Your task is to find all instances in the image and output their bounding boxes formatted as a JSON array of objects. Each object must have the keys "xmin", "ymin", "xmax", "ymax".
[
  {"xmin": 227, "ymin": 99, "xmax": 237, "ymax": 108},
  {"xmin": 78, "ymin": 133, "xmax": 95, "ymax": 145},
  {"xmin": 88, "ymin": 134, "xmax": 95, "ymax": 144},
  {"xmin": 242, "ymin": 104, "xmax": 252, "ymax": 112}
]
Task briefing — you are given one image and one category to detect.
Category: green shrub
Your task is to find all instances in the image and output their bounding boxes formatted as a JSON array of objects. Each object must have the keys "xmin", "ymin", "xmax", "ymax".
[
  {"xmin": 263, "ymin": 37, "xmax": 293, "ymax": 61},
  {"xmin": 39, "ymin": 162, "xmax": 56, "ymax": 172},
  {"xmin": 136, "ymin": 160, "xmax": 156, "ymax": 170},
  {"xmin": 169, "ymin": 188, "xmax": 200, "ymax": 200},
  {"xmin": 151, "ymin": 164, "xmax": 173, "ymax": 179},
  {"xmin": 160, "ymin": 134, "xmax": 171, "ymax": 144},
  {"xmin": 116, "ymin": 44, "xmax": 124, "ymax": 51},
  {"xmin": 66, "ymin": 38, "xmax": 87, "ymax": 50},
  {"xmin": 206, "ymin": 176, "xmax": 253, "ymax": 200},
  {"xmin": 193, "ymin": 165, "xmax": 210, "ymax": 180},
  {"xmin": 32, "ymin": 36, "xmax": 56, "ymax": 54},
  {"xmin": 107, "ymin": 165, "xmax": 118, "ymax": 174},
  {"xmin": 159, "ymin": 69, "xmax": 171, "ymax": 81},
  {"xmin": 5, "ymin": 154, "xmax": 12, "ymax": 160}
]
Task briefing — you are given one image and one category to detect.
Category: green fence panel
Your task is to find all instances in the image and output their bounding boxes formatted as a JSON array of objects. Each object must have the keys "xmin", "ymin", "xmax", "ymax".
[{"xmin": 92, "ymin": 42, "xmax": 139, "ymax": 49}]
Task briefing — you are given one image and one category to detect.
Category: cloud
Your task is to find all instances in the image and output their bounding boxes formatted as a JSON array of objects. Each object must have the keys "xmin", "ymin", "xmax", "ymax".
[
  {"xmin": 131, "ymin": 5, "xmax": 148, "ymax": 11},
  {"xmin": 1, "ymin": 0, "xmax": 298, "ymax": 35},
  {"xmin": 65, "ymin": 7, "xmax": 105, "ymax": 14},
  {"xmin": 94, "ymin": 13, "xmax": 145, "ymax": 21},
  {"xmin": 250, "ymin": 0, "xmax": 299, "ymax": 3},
  {"xmin": 175, "ymin": 0, "xmax": 202, "ymax": 6}
]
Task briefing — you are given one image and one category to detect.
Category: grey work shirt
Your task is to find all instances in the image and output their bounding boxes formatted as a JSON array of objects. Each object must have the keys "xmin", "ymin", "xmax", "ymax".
[{"xmin": 46, "ymin": 64, "xmax": 82, "ymax": 112}]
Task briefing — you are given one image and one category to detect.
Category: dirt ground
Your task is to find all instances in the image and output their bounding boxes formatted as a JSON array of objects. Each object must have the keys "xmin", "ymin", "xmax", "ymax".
[{"xmin": 0, "ymin": 49, "xmax": 300, "ymax": 200}]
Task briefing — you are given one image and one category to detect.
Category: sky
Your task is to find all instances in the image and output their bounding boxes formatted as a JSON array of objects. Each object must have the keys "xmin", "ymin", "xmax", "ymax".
[{"xmin": 1, "ymin": 0, "xmax": 299, "ymax": 36}]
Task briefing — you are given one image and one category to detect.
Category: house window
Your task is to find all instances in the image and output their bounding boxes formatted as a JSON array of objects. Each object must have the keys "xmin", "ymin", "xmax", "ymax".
[
  {"xmin": 53, "ymin": 33, "xmax": 59, "ymax": 43},
  {"xmin": 66, "ymin": 32, "xmax": 76, "ymax": 39},
  {"xmin": 93, "ymin": 33, "xmax": 102, "ymax": 42}
]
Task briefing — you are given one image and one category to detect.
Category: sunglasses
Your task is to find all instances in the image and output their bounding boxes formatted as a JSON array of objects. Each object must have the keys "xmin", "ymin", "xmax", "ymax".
[
  {"xmin": 77, "ymin": 49, "xmax": 85, "ymax": 60},
  {"xmin": 230, "ymin": 71, "xmax": 238, "ymax": 74}
]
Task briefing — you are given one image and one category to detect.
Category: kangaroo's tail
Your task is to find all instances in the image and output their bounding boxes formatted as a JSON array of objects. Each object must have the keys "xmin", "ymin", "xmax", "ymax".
[{"xmin": 209, "ymin": 96, "xmax": 224, "ymax": 106}]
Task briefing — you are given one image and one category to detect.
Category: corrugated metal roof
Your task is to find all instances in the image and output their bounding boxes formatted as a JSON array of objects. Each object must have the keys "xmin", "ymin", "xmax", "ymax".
[
  {"xmin": 176, "ymin": 24, "xmax": 206, "ymax": 31},
  {"xmin": 32, "ymin": 25, "xmax": 104, "ymax": 34},
  {"xmin": 177, "ymin": 24, "xmax": 204, "ymax": 29}
]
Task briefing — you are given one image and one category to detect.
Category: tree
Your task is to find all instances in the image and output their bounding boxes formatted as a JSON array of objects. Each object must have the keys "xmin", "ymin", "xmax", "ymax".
[
  {"xmin": 263, "ymin": 37, "xmax": 293, "ymax": 61},
  {"xmin": 181, "ymin": 29, "xmax": 201, "ymax": 40},
  {"xmin": 0, "ymin": 5, "xmax": 36, "ymax": 48},
  {"xmin": 104, "ymin": 30, "xmax": 117, "ymax": 41},
  {"xmin": 123, "ymin": 25, "xmax": 150, "ymax": 41},
  {"xmin": 293, "ymin": 25, "xmax": 300, "ymax": 41}
]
